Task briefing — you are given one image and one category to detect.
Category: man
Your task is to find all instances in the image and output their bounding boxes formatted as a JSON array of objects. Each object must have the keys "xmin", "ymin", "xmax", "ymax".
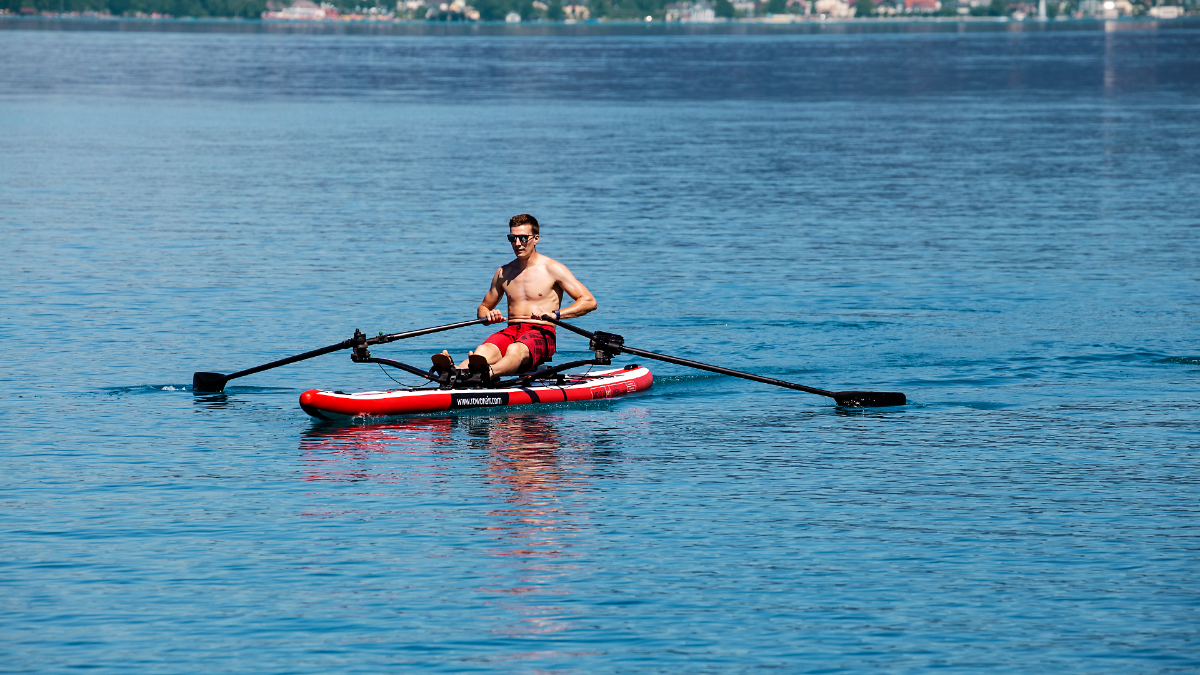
[{"xmin": 435, "ymin": 214, "xmax": 597, "ymax": 380}]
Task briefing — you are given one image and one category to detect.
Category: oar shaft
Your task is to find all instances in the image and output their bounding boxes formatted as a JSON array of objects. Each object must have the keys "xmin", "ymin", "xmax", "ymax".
[
  {"xmin": 547, "ymin": 316, "xmax": 600, "ymax": 341},
  {"xmin": 224, "ymin": 340, "xmax": 353, "ymax": 382},
  {"xmin": 370, "ymin": 318, "xmax": 489, "ymax": 345},
  {"xmin": 222, "ymin": 318, "xmax": 490, "ymax": 384},
  {"xmin": 618, "ymin": 345, "xmax": 835, "ymax": 398},
  {"xmin": 543, "ymin": 315, "xmax": 835, "ymax": 398}
]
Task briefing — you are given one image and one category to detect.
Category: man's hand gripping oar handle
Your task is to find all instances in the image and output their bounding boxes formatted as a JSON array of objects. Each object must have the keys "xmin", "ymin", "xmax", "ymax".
[
  {"xmin": 539, "ymin": 314, "xmax": 906, "ymax": 408},
  {"xmin": 192, "ymin": 318, "xmax": 489, "ymax": 393}
]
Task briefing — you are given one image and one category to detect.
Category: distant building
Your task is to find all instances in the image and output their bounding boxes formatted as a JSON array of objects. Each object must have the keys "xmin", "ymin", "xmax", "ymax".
[
  {"xmin": 1148, "ymin": 4, "xmax": 1183, "ymax": 17},
  {"xmin": 1107, "ymin": 0, "xmax": 1134, "ymax": 15},
  {"xmin": 904, "ymin": 0, "xmax": 941, "ymax": 11},
  {"xmin": 1077, "ymin": 0, "xmax": 1132, "ymax": 16},
  {"xmin": 1007, "ymin": 1, "xmax": 1035, "ymax": 17},
  {"xmin": 814, "ymin": 0, "xmax": 853, "ymax": 15},
  {"xmin": 563, "ymin": 3, "xmax": 591, "ymax": 19},
  {"xmin": 665, "ymin": 2, "xmax": 718, "ymax": 21},
  {"xmin": 426, "ymin": 0, "xmax": 478, "ymax": 21},
  {"xmin": 263, "ymin": 0, "xmax": 335, "ymax": 20},
  {"xmin": 505, "ymin": 10, "xmax": 521, "ymax": 20}
]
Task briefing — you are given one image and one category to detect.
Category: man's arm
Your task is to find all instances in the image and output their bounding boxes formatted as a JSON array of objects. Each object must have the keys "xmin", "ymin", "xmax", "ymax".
[
  {"xmin": 477, "ymin": 268, "xmax": 505, "ymax": 324},
  {"xmin": 549, "ymin": 261, "xmax": 596, "ymax": 320}
]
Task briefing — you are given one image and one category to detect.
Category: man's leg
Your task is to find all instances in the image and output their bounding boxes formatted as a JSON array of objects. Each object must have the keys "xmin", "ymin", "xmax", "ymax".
[
  {"xmin": 487, "ymin": 341, "xmax": 532, "ymax": 377},
  {"xmin": 455, "ymin": 342, "xmax": 502, "ymax": 370}
]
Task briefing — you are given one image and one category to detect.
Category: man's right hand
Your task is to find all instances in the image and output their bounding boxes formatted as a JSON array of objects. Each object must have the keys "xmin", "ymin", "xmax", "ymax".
[{"xmin": 482, "ymin": 309, "xmax": 505, "ymax": 324}]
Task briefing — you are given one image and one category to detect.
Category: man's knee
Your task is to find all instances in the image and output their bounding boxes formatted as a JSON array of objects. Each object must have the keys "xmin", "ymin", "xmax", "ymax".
[
  {"xmin": 474, "ymin": 343, "xmax": 502, "ymax": 362},
  {"xmin": 504, "ymin": 342, "xmax": 531, "ymax": 365},
  {"xmin": 493, "ymin": 342, "xmax": 531, "ymax": 375}
]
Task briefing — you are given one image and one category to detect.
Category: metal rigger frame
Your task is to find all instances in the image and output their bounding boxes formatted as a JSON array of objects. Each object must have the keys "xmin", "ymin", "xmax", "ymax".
[{"xmin": 352, "ymin": 329, "xmax": 633, "ymax": 390}]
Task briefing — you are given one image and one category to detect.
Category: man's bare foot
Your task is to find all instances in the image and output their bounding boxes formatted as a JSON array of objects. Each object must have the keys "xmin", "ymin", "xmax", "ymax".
[{"xmin": 431, "ymin": 351, "xmax": 454, "ymax": 372}]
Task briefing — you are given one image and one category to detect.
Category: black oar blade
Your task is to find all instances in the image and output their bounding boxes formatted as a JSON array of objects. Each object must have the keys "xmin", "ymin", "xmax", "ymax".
[
  {"xmin": 193, "ymin": 372, "xmax": 229, "ymax": 393},
  {"xmin": 833, "ymin": 391, "xmax": 907, "ymax": 408}
]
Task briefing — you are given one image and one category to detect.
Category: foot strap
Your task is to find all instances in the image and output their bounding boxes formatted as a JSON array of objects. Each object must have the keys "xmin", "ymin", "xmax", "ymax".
[{"xmin": 467, "ymin": 353, "xmax": 494, "ymax": 387}]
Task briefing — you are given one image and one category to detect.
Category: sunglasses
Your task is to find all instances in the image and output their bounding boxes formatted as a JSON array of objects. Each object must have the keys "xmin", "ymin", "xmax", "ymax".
[{"xmin": 507, "ymin": 234, "xmax": 536, "ymax": 244}]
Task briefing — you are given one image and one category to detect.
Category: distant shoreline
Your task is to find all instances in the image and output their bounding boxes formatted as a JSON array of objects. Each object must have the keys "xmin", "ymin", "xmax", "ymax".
[{"xmin": 3, "ymin": 13, "xmax": 1198, "ymax": 35}]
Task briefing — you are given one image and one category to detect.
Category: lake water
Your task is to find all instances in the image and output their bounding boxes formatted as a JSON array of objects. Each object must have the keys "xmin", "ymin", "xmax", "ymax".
[{"xmin": 2, "ymin": 18, "xmax": 1199, "ymax": 673}]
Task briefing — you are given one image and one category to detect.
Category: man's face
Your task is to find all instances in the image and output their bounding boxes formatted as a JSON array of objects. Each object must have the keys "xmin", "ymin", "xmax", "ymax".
[{"xmin": 508, "ymin": 225, "xmax": 538, "ymax": 258}]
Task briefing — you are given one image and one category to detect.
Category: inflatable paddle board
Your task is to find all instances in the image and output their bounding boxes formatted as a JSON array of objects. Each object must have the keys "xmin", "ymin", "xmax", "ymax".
[{"xmin": 300, "ymin": 365, "xmax": 652, "ymax": 420}]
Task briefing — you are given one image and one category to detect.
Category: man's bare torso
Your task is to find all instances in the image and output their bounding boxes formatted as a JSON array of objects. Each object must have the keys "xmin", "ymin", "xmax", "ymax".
[
  {"xmin": 496, "ymin": 256, "xmax": 563, "ymax": 326},
  {"xmin": 445, "ymin": 216, "xmax": 595, "ymax": 377}
]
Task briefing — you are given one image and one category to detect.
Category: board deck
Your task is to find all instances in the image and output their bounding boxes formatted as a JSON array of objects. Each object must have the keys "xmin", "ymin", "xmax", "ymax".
[{"xmin": 299, "ymin": 365, "xmax": 653, "ymax": 420}]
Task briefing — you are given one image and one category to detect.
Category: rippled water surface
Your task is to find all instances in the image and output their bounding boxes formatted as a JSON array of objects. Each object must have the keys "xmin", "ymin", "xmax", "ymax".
[{"xmin": 2, "ymin": 18, "xmax": 1199, "ymax": 673}]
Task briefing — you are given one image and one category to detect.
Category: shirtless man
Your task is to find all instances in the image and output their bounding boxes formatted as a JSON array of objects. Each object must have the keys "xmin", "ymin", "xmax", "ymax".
[{"xmin": 435, "ymin": 214, "xmax": 597, "ymax": 379}]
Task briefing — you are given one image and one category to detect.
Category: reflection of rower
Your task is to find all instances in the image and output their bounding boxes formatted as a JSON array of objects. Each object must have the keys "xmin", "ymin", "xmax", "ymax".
[
  {"xmin": 296, "ymin": 412, "xmax": 599, "ymax": 638},
  {"xmin": 433, "ymin": 214, "xmax": 597, "ymax": 384},
  {"xmin": 477, "ymin": 414, "xmax": 567, "ymax": 496},
  {"xmin": 472, "ymin": 414, "xmax": 592, "ymax": 638}
]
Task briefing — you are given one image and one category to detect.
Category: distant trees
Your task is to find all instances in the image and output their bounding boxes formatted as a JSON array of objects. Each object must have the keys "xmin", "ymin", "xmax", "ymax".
[
  {"xmin": 0, "ymin": 0, "xmax": 265, "ymax": 16},
  {"xmin": 13, "ymin": 0, "xmax": 1078, "ymax": 20},
  {"xmin": 471, "ymin": 0, "xmax": 513, "ymax": 17},
  {"xmin": 0, "ymin": 0, "xmax": 605, "ymax": 18}
]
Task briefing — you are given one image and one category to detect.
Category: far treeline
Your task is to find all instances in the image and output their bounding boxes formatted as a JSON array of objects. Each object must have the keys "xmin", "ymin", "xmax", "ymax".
[
  {"xmin": 7, "ymin": 0, "xmax": 266, "ymax": 16},
  {"xmin": 5, "ymin": 0, "xmax": 672, "ymax": 19},
  {"xmin": 3, "ymin": 0, "xmax": 1190, "ymax": 20}
]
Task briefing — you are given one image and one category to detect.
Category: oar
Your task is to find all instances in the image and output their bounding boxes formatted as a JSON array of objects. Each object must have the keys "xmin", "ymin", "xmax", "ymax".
[
  {"xmin": 540, "ymin": 315, "xmax": 906, "ymax": 408},
  {"xmin": 192, "ymin": 318, "xmax": 489, "ymax": 393}
]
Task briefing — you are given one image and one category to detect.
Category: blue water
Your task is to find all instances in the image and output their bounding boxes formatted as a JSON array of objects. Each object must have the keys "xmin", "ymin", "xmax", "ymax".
[{"xmin": 2, "ymin": 18, "xmax": 1199, "ymax": 673}]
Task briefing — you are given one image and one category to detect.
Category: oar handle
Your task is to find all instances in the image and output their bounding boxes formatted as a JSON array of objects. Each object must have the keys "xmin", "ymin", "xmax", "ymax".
[
  {"xmin": 539, "ymin": 314, "xmax": 836, "ymax": 399},
  {"xmin": 542, "ymin": 314, "xmax": 599, "ymax": 341}
]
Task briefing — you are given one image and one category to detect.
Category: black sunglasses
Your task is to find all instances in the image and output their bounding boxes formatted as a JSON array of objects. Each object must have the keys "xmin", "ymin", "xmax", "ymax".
[{"xmin": 507, "ymin": 234, "xmax": 535, "ymax": 243}]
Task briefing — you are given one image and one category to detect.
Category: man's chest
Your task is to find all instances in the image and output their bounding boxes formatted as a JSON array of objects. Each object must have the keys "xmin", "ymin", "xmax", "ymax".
[{"xmin": 501, "ymin": 271, "xmax": 557, "ymax": 299}]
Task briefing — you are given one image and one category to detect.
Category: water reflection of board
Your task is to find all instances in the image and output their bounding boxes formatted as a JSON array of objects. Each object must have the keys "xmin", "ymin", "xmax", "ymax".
[{"xmin": 300, "ymin": 366, "xmax": 653, "ymax": 421}]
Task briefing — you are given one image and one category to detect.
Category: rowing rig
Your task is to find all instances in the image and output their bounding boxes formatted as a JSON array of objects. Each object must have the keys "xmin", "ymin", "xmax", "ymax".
[
  {"xmin": 356, "ymin": 328, "xmax": 629, "ymax": 390},
  {"xmin": 193, "ymin": 317, "xmax": 905, "ymax": 408}
]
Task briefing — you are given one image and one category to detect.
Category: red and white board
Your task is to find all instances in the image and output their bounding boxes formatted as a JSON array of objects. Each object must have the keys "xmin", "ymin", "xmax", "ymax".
[{"xmin": 299, "ymin": 365, "xmax": 653, "ymax": 420}]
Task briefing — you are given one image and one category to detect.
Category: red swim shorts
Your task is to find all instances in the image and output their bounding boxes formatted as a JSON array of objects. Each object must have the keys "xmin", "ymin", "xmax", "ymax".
[{"xmin": 482, "ymin": 323, "xmax": 556, "ymax": 373}]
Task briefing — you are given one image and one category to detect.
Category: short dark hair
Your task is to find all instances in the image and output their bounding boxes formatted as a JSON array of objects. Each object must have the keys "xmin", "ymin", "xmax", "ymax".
[{"xmin": 508, "ymin": 214, "xmax": 539, "ymax": 235}]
